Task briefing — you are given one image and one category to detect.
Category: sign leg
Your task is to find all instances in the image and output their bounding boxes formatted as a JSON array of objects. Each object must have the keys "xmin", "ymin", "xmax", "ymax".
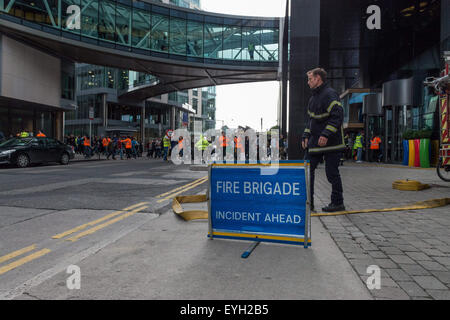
[{"xmin": 241, "ymin": 241, "xmax": 260, "ymax": 259}]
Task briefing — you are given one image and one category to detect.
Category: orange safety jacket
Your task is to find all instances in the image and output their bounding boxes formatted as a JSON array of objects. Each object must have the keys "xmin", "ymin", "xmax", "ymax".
[
  {"xmin": 122, "ymin": 138, "xmax": 132, "ymax": 149},
  {"xmin": 370, "ymin": 137, "xmax": 381, "ymax": 150},
  {"xmin": 178, "ymin": 139, "xmax": 183, "ymax": 149},
  {"xmin": 234, "ymin": 137, "xmax": 244, "ymax": 152},
  {"xmin": 83, "ymin": 138, "xmax": 90, "ymax": 146},
  {"xmin": 102, "ymin": 138, "xmax": 111, "ymax": 147},
  {"xmin": 219, "ymin": 135, "xmax": 229, "ymax": 147},
  {"xmin": 36, "ymin": 131, "xmax": 46, "ymax": 137}
]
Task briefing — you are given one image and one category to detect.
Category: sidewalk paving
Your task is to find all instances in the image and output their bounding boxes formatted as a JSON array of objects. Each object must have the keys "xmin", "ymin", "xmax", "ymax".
[
  {"xmin": 14, "ymin": 161, "xmax": 450, "ymax": 300},
  {"xmin": 316, "ymin": 161, "xmax": 450, "ymax": 300}
]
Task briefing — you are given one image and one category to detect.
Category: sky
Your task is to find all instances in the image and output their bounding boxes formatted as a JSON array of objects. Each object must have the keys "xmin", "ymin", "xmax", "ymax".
[{"xmin": 201, "ymin": 0, "xmax": 286, "ymax": 131}]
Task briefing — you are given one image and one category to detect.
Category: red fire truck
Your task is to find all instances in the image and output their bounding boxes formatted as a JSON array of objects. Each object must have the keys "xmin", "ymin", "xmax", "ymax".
[{"xmin": 424, "ymin": 52, "xmax": 450, "ymax": 182}]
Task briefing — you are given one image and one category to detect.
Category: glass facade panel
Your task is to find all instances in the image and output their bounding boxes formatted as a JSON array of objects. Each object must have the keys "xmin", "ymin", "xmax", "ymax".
[
  {"xmin": 77, "ymin": 65, "xmax": 104, "ymax": 90},
  {"xmin": 187, "ymin": 20, "xmax": 203, "ymax": 57},
  {"xmin": 242, "ymin": 27, "xmax": 261, "ymax": 61},
  {"xmin": 223, "ymin": 25, "xmax": 241, "ymax": 60},
  {"xmin": 261, "ymin": 28, "xmax": 279, "ymax": 61},
  {"xmin": 10, "ymin": 0, "xmax": 59, "ymax": 28},
  {"xmin": 98, "ymin": 0, "xmax": 116, "ymax": 42},
  {"xmin": 170, "ymin": 17, "xmax": 187, "ymax": 55},
  {"xmin": 150, "ymin": 13, "xmax": 169, "ymax": 52},
  {"xmin": 204, "ymin": 23, "xmax": 222, "ymax": 59},
  {"xmin": 35, "ymin": 111, "xmax": 54, "ymax": 136},
  {"xmin": 132, "ymin": 7, "xmax": 151, "ymax": 49},
  {"xmin": 116, "ymin": 3, "xmax": 131, "ymax": 46},
  {"xmin": 0, "ymin": 107, "xmax": 9, "ymax": 139},
  {"xmin": 81, "ymin": 0, "xmax": 98, "ymax": 38},
  {"xmin": 62, "ymin": 70, "xmax": 75, "ymax": 100},
  {"xmin": 105, "ymin": 67, "xmax": 116, "ymax": 88},
  {"xmin": 10, "ymin": 108, "xmax": 34, "ymax": 135},
  {"xmin": 1, "ymin": 0, "xmax": 279, "ymax": 64}
]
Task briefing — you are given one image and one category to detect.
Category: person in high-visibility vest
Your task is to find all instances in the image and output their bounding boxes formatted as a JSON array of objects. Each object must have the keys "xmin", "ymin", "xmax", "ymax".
[
  {"xmin": 36, "ymin": 131, "xmax": 46, "ymax": 137},
  {"xmin": 353, "ymin": 131, "xmax": 364, "ymax": 163},
  {"xmin": 248, "ymin": 42, "xmax": 255, "ymax": 60},
  {"xmin": 219, "ymin": 131, "xmax": 229, "ymax": 160},
  {"xmin": 20, "ymin": 130, "xmax": 29, "ymax": 138},
  {"xmin": 162, "ymin": 132, "xmax": 171, "ymax": 161},
  {"xmin": 195, "ymin": 135, "xmax": 210, "ymax": 163},
  {"xmin": 370, "ymin": 135, "xmax": 382, "ymax": 163},
  {"xmin": 178, "ymin": 136, "xmax": 184, "ymax": 158},
  {"xmin": 234, "ymin": 136, "xmax": 244, "ymax": 162},
  {"xmin": 120, "ymin": 136, "xmax": 132, "ymax": 159},
  {"xmin": 102, "ymin": 137, "xmax": 110, "ymax": 150},
  {"xmin": 83, "ymin": 136, "xmax": 92, "ymax": 158}
]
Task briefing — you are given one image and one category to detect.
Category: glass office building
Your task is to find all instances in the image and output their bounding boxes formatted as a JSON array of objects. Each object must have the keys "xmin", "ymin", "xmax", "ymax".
[
  {"xmin": 288, "ymin": 0, "xmax": 450, "ymax": 163},
  {"xmin": 64, "ymin": 0, "xmax": 218, "ymax": 142}
]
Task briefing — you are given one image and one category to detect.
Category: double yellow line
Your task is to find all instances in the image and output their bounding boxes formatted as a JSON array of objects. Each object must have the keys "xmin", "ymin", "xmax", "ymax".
[
  {"xmin": 0, "ymin": 177, "xmax": 207, "ymax": 277},
  {"xmin": 0, "ymin": 203, "xmax": 149, "ymax": 277},
  {"xmin": 0, "ymin": 244, "xmax": 51, "ymax": 276},
  {"xmin": 156, "ymin": 176, "xmax": 208, "ymax": 203},
  {"xmin": 52, "ymin": 202, "xmax": 149, "ymax": 242}
]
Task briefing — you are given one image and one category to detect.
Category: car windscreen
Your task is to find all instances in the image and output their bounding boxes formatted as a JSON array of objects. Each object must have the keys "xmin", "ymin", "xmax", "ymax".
[{"xmin": 0, "ymin": 138, "xmax": 33, "ymax": 147}]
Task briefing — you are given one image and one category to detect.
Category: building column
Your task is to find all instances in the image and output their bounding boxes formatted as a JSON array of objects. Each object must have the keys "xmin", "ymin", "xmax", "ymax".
[
  {"xmin": 141, "ymin": 106, "xmax": 145, "ymax": 147},
  {"xmin": 102, "ymin": 93, "xmax": 108, "ymax": 129},
  {"xmin": 391, "ymin": 106, "xmax": 397, "ymax": 163},
  {"xmin": 279, "ymin": 0, "xmax": 290, "ymax": 138},
  {"xmin": 383, "ymin": 107, "xmax": 389, "ymax": 163},
  {"xmin": 55, "ymin": 111, "xmax": 64, "ymax": 141},
  {"xmin": 171, "ymin": 106, "xmax": 176, "ymax": 130},
  {"xmin": 288, "ymin": 0, "xmax": 321, "ymax": 160}
]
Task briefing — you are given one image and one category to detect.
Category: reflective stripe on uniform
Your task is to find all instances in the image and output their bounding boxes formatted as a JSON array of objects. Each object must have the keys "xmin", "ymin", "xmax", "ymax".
[
  {"xmin": 327, "ymin": 100, "xmax": 342, "ymax": 113},
  {"xmin": 308, "ymin": 110, "xmax": 330, "ymax": 119},
  {"xmin": 325, "ymin": 125, "xmax": 338, "ymax": 133}
]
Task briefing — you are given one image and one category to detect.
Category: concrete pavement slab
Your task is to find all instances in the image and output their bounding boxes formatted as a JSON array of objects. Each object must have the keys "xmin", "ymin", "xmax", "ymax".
[{"xmin": 14, "ymin": 211, "xmax": 373, "ymax": 300}]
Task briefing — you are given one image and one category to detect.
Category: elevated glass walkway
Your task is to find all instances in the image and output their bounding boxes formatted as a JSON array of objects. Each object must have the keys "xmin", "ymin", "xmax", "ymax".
[{"xmin": 0, "ymin": 0, "xmax": 279, "ymax": 66}]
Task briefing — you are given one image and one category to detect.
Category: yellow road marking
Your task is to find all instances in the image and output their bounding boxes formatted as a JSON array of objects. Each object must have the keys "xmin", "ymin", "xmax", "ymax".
[
  {"xmin": 312, "ymin": 198, "xmax": 450, "ymax": 217},
  {"xmin": 156, "ymin": 177, "xmax": 207, "ymax": 198},
  {"xmin": 52, "ymin": 202, "xmax": 149, "ymax": 239},
  {"xmin": 0, "ymin": 249, "xmax": 51, "ymax": 276},
  {"xmin": 66, "ymin": 206, "xmax": 149, "ymax": 242},
  {"xmin": 0, "ymin": 244, "xmax": 36, "ymax": 265},
  {"xmin": 122, "ymin": 202, "xmax": 150, "ymax": 211},
  {"xmin": 157, "ymin": 179, "xmax": 208, "ymax": 203}
]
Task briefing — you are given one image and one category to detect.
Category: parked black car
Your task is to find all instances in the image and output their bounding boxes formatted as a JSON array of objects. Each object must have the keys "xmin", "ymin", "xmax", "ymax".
[{"xmin": 0, "ymin": 137, "xmax": 75, "ymax": 168}]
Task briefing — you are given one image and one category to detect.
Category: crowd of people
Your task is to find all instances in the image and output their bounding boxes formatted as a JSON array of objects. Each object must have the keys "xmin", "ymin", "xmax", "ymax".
[
  {"xmin": 64, "ymin": 135, "xmax": 144, "ymax": 160},
  {"xmin": 343, "ymin": 131, "xmax": 383, "ymax": 164}
]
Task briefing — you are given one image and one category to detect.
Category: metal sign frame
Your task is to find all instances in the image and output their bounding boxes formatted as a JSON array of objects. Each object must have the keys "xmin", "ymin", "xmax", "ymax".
[{"xmin": 208, "ymin": 161, "xmax": 311, "ymax": 248}]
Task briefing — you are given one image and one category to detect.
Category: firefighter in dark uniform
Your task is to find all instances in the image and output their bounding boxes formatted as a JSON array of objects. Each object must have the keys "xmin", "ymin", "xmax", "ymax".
[{"xmin": 302, "ymin": 68, "xmax": 346, "ymax": 213}]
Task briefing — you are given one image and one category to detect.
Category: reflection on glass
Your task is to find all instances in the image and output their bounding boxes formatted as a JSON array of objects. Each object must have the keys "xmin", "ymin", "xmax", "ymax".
[
  {"xmin": 204, "ymin": 23, "xmax": 222, "ymax": 59},
  {"xmin": 243, "ymin": 27, "xmax": 260, "ymax": 61},
  {"xmin": 187, "ymin": 20, "xmax": 203, "ymax": 57},
  {"xmin": 223, "ymin": 25, "xmax": 241, "ymax": 60},
  {"xmin": 132, "ymin": 8, "xmax": 151, "ymax": 49},
  {"xmin": 81, "ymin": 0, "xmax": 98, "ymax": 38},
  {"xmin": 2, "ymin": 0, "xmax": 279, "ymax": 63},
  {"xmin": 116, "ymin": 3, "xmax": 131, "ymax": 45},
  {"xmin": 170, "ymin": 17, "xmax": 187, "ymax": 55},
  {"xmin": 151, "ymin": 13, "xmax": 169, "ymax": 52},
  {"xmin": 99, "ymin": 0, "xmax": 116, "ymax": 42}
]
